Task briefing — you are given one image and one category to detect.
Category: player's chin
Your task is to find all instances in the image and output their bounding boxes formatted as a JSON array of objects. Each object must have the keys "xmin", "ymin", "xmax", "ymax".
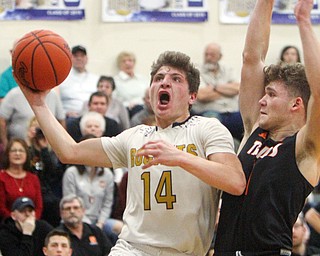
[
  {"xmin": 258, "ymin": 116, "xmax": 268, "ymax": 127},
  {"xmin": 258, "ymin": 120, "xmax": 271, "ymax": 131}
]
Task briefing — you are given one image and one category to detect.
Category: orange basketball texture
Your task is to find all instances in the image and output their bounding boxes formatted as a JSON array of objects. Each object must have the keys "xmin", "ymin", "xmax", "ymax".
[{"xmin": 12, "ymin": 30, "xmax": 72, "ymax": 91}]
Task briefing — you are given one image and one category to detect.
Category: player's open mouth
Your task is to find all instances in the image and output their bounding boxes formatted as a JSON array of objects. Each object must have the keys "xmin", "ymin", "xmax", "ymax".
[{"xmin": 159, "ymin": 92, "xmax": 170, "ymax": 105}]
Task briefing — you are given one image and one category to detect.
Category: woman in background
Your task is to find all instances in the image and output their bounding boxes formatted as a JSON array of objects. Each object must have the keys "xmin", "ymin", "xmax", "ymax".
[
  {"xmin": 279, "ymin": 45, "xmax": 301, "ymax": 64},
  {"xmin": 26, "ymin": 116, "xmax": 62, "ymax": 227},
  {"xmin": 0, "ymin": 138, "xmax": 42, "ymax": 220}
]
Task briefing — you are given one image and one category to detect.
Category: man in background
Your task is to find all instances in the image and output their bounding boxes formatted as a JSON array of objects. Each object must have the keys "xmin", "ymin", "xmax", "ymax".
[
  {"xmin": 67, "ymin": 91, "xmax": 120, "ymax": 142},
  {"xmin": 58, "ymin": 194, "xmax": 112, "ymax": 256},
  {"xmin": 0, "ymin": 40, "xmax": 18, "ymax": 102},
  {"xmin": 292, "ymin": 214, "xmax": 309, "ymax": 256},
  {"xmin": 193, "ymin": 42, "xmax": 243, "ymax": 143},
  {"xmin": 0, "ymin": 197, "xmax": 53, "ymax": 256},
  {"xmin": 59, "ymin": 45, "xmax": 99, "ymax": 124},
  {"xmin": 43, "ymin": 229, "xmax": 73, "ymax": 256}
]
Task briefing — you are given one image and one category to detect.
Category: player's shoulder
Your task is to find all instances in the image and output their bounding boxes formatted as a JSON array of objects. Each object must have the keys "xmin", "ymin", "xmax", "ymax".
[
  {"xmin": 110, "ymin": 124, "xmax": 156, "ymax": 139},
  {"xmin": 186, "ymin": 115, "xmax": 223, "ymax": 127},
  {"xmin": 127, "ymin": 124, "xmax": 156, "ymax": 136}
]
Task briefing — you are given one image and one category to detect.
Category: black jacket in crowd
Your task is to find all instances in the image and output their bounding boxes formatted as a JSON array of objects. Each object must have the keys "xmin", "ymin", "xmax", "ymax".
[
  {"xmin": 58, "ymin": 222, "xmax": 112, "ymax": 256},
  {"xmin": 0, "ymin": 217, "xmax": 53, "ymax": 256}
]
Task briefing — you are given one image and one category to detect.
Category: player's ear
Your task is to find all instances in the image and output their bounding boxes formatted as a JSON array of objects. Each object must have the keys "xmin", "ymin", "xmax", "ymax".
[
  {"xmin": 292, "ymin": 97, "xmax": 303, "ymax": 109},
  {"xmin": 189, "ymin": 93, "xmax": 197, "ymax": 104}
]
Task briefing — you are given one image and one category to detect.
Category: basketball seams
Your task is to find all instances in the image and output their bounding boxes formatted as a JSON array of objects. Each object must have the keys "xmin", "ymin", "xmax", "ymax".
[
  {"xmin": 31, "ymin": 44, "xmax": 47, "ymax": 90},
  {"xmin": 12, "ymin": 39, "xmax": 38, "ymax": 86},
  {"xmin": 12, "ymin": 29, "xmax": 72, "ymax": 91},
  {"xmin": 33, "ymin": 32, "xmax": 70, "ymax": 88},
  {"xmin": 34, "ymin": 42, "xmax": 59, "ymax": 89}
]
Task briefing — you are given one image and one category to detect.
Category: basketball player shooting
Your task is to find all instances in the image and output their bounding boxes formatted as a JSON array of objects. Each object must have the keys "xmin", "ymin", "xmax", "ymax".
[
  {"xmin": 17, "ymin": 49, "xmax": 245, "ymax": 255},
  {"xmin": 214, "ymin": 0, "xmax": 320, "ymax": 255}
]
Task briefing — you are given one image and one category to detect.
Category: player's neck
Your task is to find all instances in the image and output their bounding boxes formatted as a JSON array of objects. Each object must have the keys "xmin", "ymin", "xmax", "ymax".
[
  {"xmin": 264, "ymin": 117, "xmax": 304, "ymax": 141},
  {"xmin": 6, "ymin": 166, "xmax": 26, "ymax": 177},
  {"xmin": 268, "ymin": 126, "xmax": 300, "ymax": 141},
  {"xmin": 156, "ymin": 113, "xmax": 190, "ymax": 129}
]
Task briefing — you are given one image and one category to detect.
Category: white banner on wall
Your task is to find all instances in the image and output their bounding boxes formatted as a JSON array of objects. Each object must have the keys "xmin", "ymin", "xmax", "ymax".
[
  {"xmin": 102, "ymin": 0, "xmax": 208, "ymax": 22},
  {"xmin": 0, "ymin": 0, "xmax": 85, "ymax": 20},
  {"xmin": 219, "ymin": 0, "xmax": 320, "ymax": 24}
]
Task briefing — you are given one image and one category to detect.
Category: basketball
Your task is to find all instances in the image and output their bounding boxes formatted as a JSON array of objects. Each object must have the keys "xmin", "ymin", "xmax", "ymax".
[{"xmin": 12, "ymin": 29, "xmax": 72, "ymax": 91}]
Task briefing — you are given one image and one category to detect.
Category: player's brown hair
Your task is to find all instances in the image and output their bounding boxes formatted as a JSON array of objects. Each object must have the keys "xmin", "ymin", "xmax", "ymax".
[
  {"xmin": 263, "ymin": 63, "xmax": 310, "ymax": 113},
  {"xmin": 150, "ymin": 51, "xmax": 200, "ymax": 94}
]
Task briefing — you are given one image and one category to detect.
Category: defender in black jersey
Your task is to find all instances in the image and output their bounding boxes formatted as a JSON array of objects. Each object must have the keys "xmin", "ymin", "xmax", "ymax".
[{"xmin": 215, "ymin": 0, "xmax": 320, "ymax": 255}]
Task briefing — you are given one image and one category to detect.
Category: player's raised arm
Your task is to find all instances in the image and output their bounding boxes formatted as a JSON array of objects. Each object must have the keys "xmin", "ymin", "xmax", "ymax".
[
  {"xmin": 295, "ymin": 0, "xmax": 320, "ymax": 186},
  {"xmin": 239, "ymin": 0, "xmax": 274, "ymax": 138},
  {"xmin": 18, "ymin": 84, "xmax": 112, "ymax": 168}
]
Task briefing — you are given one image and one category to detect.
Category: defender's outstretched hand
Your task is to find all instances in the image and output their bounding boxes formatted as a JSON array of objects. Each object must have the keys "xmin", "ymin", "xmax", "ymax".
[{"xmin": 294, "ymin": 0, "xmax": 313, "ymax": 21}]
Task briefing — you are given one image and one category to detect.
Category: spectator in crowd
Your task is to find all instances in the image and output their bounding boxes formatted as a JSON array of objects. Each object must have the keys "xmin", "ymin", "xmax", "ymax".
[
  {"xmin": 110, "ymin": 171, "xmax": 128, "ymax": 222},
  {"xmin": 0, "ymin": 197, "xmax": 53, "ymax": 256},
  {"xmin": 0, "ymin": 40, "xmax": 18, "ymax": 102},
  {"xmin": 304, "ymin": 202, "xmax": 320, "ymax": 255},
  {"xmin": 79, "ymin": 112, "xmax": 106, "ymax": 138},
  {"xmin": 67, "ymin": 91, "xmax": 120, "ymax": 142},
  {"xmin": 43, "ymin": 229, "xmax": 72, "ymax": 256},
  {"xmin": 0, "ymin": 87, "xmax": 65, "ymax": 148},
  {"xmin": 58, "ymin": 45, "xmax": 99, "ymax": 123},
  {"xmin": 0, "ymin": 138, "xmax": 43, "ymax": 220},
  {"xmin": 292, "ymin": 214, "xmax": 309, "ymax": 256},
  {"xmin": 80, "ymin": 87, "xmax": 129, "ymax": 195},
  {"xmin": 26, "ymin": 117, "xmax": 62, "ymax": 227},
  {"xmin": 192, "ymin": 42, "xmax": 244, "ymax": 143},
  {"xmin": 57, "ymin": 194, "xmax": 112, "ymax": 256},
  {"xmin": 63, "ymin": 134, "xmax": 123, "ymax": 245},
  {"xmin": 113, "ymin": 51, "xmax": 149, "ymax": 118},
  {"xmin": 130, "ymin": 87, "xmax": 155, "ymax": 127},
  {"xmin": 15, "ymin": 0, "xmax": 35, "ymax": 8},
  {"xmin": 96, "ymin": 76, "xmax": 130, "ymax": 131},
  {"xmin": 279, "ymin": 45, "xmax": 301, "ymax": 65}
]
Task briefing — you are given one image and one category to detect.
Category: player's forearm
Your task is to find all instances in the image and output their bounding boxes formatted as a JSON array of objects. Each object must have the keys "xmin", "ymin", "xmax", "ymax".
[
  {"xmin": 32, "ymin": 104, "xmax": 77, "ymax": 164},
  {"xmin": 178, "ymin": 152, "xmax": 246, "ymax": 195},
  {"xmin": 297, "ymin": 9, "xmax": 320, "ymax": 96},
  {"xmin": 243, "ymin": 0, "xmax": 274, "ymax": 64},
  {"xmin": 296, "ymin": 1, "xmax": 320, "ymax": 156}
]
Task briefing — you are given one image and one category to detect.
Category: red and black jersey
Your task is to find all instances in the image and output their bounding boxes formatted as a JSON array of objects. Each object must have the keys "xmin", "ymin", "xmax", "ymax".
[{"xmin": 215, "ymin": 127, "xmax": 314, "ymax": 256}]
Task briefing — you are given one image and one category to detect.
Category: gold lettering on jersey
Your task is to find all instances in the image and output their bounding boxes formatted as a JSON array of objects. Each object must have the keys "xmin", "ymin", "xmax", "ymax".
[
  {"xmin": 176, "ymin": 145, "xmax": 185, "ymax": 151},
  {"xmin": 130, "ymin": 148, "xmax": 153, "ymax": 167},
  {"xmin": 247, "ymin": 140, "xmax": 283, "ymax": 159},
  {"xmin": 130, "ymin": 144, "xmax": 198, "ymax": 167},
  {"xmin": 186, "ymin": 144, "xmax": 197, "ymax": 156},
  {"xmin": 130, "ymin": 148, "xmax": 137, "ymax": 168}
]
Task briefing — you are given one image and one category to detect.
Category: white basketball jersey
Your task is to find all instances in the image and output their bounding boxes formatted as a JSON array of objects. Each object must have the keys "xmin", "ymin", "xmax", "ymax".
[{"xmin": 101, "ymin": 116, "xmax": 235, "ymax": 255}]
